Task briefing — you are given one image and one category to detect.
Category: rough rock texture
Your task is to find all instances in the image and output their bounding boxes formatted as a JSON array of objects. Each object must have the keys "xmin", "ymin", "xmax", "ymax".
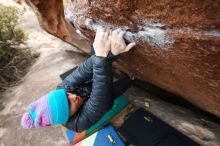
[
  {"xmin": 24, "ymin": 0, "xmax": 91, "ymax": 53},
  {"xmin": 25, "ymin": 0, "xmax": 220, "ymax": 117}
]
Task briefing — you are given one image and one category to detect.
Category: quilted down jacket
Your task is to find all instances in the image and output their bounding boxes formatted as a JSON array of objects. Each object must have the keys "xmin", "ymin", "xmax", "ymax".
[{"xmin": 57, "ymin": 55, "xmax": 114, "ymax": 132}]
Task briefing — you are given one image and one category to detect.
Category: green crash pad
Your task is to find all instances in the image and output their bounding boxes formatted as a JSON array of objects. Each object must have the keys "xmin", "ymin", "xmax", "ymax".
[{"xmin": 63, "ymin": 96, "xmax": 129, "ymax": 145}]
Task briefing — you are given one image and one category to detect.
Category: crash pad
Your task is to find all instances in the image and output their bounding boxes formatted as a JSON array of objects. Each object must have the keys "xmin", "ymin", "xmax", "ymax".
[
  {"xmin": 118, "ymin": 108, "xmax": 200, "ymax": 146},
  {"xmin": 62, "ymin": 96, "xmax": 129, "ymax": 145},
  {"xmin": 73, "ymin": 125, "xmax": 125, "ymax": 146},
  {"xmin": 60, "ymin": 66, "xmax": 78, "ymax": 80}
]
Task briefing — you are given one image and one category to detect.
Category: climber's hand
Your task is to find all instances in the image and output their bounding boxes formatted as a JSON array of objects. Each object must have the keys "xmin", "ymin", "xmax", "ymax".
[
  {"xmin": 110, "ymin": 28, "xmax": 136, "ymax": 56},
  {"xmin": 93, "ymin": 26, "xmax": 111, "ymax": 57}
]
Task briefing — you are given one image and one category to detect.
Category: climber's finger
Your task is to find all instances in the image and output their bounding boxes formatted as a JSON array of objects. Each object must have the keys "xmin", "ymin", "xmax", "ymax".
[
  {"xmin": 125, "ymin": 42, "xmax": 136, "ymax": 52},
  {"xmin": 112, "ymin": 28, "xmax": 121, "ymax": 36},
  {"xmin": 96, "ymin": 26, "xmax": 105, "ymax": 38},
  {"xmin": 119, "ymin": 30, "xmax": 125, "ymax": 38},
  {"xmin": 107, "ymin": 29, "xmax": 112, "ymax": 40},
  {"xmin": 103, "ymin": 29, "xmax": 109, "ymax": 39}
]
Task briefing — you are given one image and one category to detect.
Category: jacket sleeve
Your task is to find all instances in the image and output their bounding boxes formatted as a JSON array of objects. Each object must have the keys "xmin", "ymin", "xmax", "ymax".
[
  {"xmin": 66, "ymin": 56, "xmax": 113, "ymax": 132},
  {"xmin": 56, "ymin": 55, "xmax": 95, "ymax": 92},
  {"xmin": 56, "ymin": 50, "xmax": 117, "ymax": 93}
]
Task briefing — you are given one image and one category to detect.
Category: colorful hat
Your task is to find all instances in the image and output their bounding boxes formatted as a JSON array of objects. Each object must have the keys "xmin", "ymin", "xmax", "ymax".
[{"xmin": 21, "ymin": 89, "xmax": 70, "ymax": 129}]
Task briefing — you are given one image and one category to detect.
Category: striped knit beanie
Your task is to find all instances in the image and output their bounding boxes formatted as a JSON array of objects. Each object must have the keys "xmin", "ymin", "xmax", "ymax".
[{"xmin": 21, "ymin": 89, "xmax": 69, "ymax": 129}]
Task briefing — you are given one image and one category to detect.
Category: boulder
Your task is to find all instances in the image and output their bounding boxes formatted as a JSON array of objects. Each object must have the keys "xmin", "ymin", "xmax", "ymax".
[{"xmin": 25, "ymin": 0, "xmax": 220, "ymax": 117}]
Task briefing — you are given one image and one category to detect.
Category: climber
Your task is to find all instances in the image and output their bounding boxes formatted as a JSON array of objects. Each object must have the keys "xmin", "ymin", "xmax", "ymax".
[{"xmin": 21, "ymin": 26, "xmax": 136, "ymax": 132}]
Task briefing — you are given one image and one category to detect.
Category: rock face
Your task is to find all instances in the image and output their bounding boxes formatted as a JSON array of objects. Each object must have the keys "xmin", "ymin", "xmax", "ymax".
[
  {"xmin": 24, "ymin": 0, "xmax": 91, "ymax": 53},
  {"xmin": 25, "ymin": 0, "xmax": 220, "ymax": 117}
]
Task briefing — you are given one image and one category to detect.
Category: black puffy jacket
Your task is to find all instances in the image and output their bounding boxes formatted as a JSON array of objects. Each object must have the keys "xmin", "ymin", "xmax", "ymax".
[{"xmin": 57, "ymin": 55, "xmax": 114, "ymax": 132}]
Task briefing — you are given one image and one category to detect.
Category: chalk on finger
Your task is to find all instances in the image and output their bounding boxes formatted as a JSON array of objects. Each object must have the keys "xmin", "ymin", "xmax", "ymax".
[{"xmin": 126, "ymin": 42, "xmax": 136, "ymax": 51}]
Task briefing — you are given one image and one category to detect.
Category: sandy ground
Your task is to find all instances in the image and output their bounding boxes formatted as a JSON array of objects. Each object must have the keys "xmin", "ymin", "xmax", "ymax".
[
  {"xmin": 0, "ymin": 46, "xmax": 85, "ymax": 146},
  {"xmin": 0, "ymin": 1, "xmax": 219, "ymax": 146}
]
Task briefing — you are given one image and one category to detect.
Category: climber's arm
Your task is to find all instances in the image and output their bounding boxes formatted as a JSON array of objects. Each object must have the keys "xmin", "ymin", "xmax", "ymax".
[
  {"xmin": 66, "ymin": 55, "xmax": 113, "ymax": 132},
  {"xmin": 56, "ymin": 55, "xmax": 94, "ymax": 92},
  {"xmin": 65, "ymin": 27, "xmax": 136, "ymax": 132}
]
